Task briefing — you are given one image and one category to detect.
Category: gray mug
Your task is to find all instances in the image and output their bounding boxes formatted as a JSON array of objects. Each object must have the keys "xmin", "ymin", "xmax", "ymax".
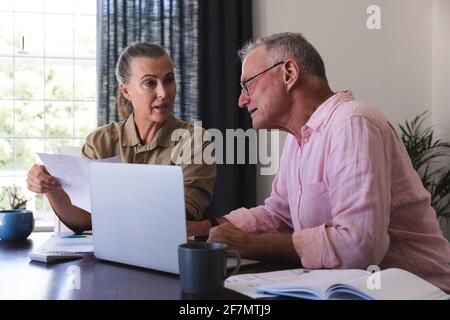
[{"xmin": 178, "ymin": 242, "xmax": 241, "ymax": 295}]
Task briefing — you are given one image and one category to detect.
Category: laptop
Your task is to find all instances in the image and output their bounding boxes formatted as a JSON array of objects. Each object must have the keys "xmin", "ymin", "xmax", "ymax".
[{"xmin": 89, "ymin": 162, "xmax": 186, "ymax": 274}]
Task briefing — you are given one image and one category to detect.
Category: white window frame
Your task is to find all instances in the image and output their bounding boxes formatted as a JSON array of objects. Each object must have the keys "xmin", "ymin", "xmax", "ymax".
[{"xmin": 0, "ymin": 1, "xmax": 97, "ymax": 232}]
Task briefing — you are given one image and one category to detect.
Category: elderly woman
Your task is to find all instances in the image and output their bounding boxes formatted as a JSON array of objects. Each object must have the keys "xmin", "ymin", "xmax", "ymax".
[{"xmin": 27, "ymin": 42, "xmax": 216, "ymax": 233}]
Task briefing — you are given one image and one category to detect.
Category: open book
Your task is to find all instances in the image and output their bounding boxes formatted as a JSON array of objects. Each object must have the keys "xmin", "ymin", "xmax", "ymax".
[{"xmin": 255, "ymin": 268, "xmax": 449, "ymax": 300}]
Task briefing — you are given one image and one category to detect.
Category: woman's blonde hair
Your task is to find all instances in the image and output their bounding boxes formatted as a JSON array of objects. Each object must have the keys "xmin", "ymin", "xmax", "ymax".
[{"xmin": 115, "ymin": 41, "xmax": 172, "ymax": 119}]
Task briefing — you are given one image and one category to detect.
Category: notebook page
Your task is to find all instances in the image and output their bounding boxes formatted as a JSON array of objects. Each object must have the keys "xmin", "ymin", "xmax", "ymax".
[
  {"xmin": 258, "ymin": 269, "xmax": 367, "ymax": 299},
  {"xmin": 332, "ymin": 268, "xmax": 449, "ymax": 300},
  {"xmin": 225, "ymin": 269, "xmax": 307, "ymax": 298}
]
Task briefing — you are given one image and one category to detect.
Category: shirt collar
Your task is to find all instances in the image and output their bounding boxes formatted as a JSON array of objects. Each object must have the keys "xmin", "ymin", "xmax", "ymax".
[
  {"xmin": 304, "ymin": 91, "xmax": 354, "ymax": 131},
  {"xmin": 122, "ymin": 113, "xmax": 178, "ymax": 148}
]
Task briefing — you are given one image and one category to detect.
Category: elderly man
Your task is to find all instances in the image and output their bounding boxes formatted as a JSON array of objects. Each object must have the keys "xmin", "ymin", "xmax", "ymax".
[{"xmin": 189, "ymin": 32, "xmax": 450, "ymax": 292}]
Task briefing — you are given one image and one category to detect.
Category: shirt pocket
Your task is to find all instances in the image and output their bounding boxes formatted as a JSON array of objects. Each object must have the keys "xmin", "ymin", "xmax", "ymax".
[{"xmin": 299, "ymin": 181, "xmax": 332, "ymax": 229}]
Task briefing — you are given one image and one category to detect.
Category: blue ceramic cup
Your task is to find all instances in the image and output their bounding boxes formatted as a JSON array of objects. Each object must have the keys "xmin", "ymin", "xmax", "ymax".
[{"xmin": 0, "ymin": 210, "xmax": 34, "ymax": 241}]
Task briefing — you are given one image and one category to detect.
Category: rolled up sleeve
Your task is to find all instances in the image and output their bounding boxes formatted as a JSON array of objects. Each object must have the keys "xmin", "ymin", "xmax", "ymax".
[
  {"xmin": 182, "ymin": 162, "xmax": 216, "ymax": 220},
  {"xmin": 176, "ymin": 128, "xmax": 216, "ymax": 220}
]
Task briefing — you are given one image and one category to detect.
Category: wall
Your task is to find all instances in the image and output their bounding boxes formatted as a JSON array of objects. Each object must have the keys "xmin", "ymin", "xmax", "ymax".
[
  {"xmin": 432, "ymin": 0, "xmax": 450, "ymax": 140},
  {"xmin": 253, "ymin": 0, "xmax": 437, "ymax": 204}
]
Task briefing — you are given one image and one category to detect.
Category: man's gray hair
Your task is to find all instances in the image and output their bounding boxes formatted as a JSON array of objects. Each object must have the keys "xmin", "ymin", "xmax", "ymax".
[{"xmin": 239, "ymin": 32, "xmax": 327, "ymax": 82}]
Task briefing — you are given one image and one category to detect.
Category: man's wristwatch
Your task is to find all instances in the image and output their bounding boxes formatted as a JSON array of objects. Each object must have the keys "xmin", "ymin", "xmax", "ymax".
[{"xmin": 209, "ymin": 217, "xmax": 219, "ymax": 227}]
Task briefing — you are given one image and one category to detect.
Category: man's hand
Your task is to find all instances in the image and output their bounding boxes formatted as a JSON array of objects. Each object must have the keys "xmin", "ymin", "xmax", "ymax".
[
  {"xmin": 187, "ymin": 217, "xmax": 229, "ymax": 237},
  {"xmin": 208, "ymin": 222, "xmax": 254, "ymax": 257},
  {"xmin": 208, "ymin": 222, "xmax": 301, "ymax": 265}
]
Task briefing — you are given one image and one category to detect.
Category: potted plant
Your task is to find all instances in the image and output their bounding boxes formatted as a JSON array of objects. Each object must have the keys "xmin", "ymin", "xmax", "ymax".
[
  {"xmin": 399, "ymin": 111, "xmax": 450, "ymax": 240},
  {"xmin": 0, "ymin": 185, "xmax": 28, "ymax": 210},
  {"xmin": 0, "ymin": 186, "xmax": 34, "ymax": 241}
]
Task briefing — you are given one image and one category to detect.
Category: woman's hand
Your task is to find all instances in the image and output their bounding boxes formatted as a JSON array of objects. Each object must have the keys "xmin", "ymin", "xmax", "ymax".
[
  {"xmin": 187, "ymin": 220, "xmax": 211, "ymax": 237},
  {"xmin": 27, "ymin": 164, "xmax": 62, "ymax": 194},
  {"xmin": 27, "ymin": 164, "xmax": 92, "ymax": 234}
]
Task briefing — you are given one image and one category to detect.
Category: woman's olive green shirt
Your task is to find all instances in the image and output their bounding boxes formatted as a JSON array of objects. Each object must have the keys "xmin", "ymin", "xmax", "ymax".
[{"xmin": 81, "ymin": 113, "xmax": 216, "ymax": 220}]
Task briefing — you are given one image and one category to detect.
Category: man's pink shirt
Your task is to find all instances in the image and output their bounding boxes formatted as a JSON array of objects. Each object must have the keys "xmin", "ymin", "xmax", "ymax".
[{"xmin": 226, "ymin": 91, "xmax": 450, "ymax": 292}]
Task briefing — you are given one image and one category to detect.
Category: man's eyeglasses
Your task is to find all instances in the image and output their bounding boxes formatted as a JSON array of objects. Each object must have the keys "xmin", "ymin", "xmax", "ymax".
[{"xmin": 240, "ymin": 61, "xmax": 285, "ymax": 95}]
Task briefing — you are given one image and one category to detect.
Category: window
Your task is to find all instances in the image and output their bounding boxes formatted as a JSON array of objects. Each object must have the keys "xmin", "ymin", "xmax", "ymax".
[{"xmin": 0, "ymin": 0, "xmax": 97, "ymax": 230}]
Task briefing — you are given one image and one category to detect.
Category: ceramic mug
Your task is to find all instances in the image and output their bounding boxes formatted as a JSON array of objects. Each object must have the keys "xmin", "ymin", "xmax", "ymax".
[
  {"xmin": 0, "ymin": 210, "xmax": 34, "ymax": 241},
  {"xmin": 178, "ymin": 242, "xmax": 241, "ymax": 295}
]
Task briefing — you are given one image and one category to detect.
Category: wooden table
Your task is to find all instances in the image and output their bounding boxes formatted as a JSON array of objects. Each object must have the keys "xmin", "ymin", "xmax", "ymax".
[{"xmin": 0, "ymin": 232, "xmax": 289, "ymax": 300}]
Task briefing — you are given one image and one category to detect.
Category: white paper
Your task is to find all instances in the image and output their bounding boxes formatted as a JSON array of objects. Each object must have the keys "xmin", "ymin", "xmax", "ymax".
[
  {"xmin": 37, "ymin": 153, "xmax": 120, "ymax": 212},
  {"xmin": 35, "ymin": 233, "xmax": 93, "ymax": 253},
  {"xmin": 225, "ymin": 268, "xmax": 308, "ymax": 299}
]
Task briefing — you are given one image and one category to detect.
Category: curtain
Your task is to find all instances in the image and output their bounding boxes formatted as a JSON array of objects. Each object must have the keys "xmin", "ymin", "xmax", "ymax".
[
  {"xmin": 198, "ymin": 0, "xmax": 255, "ymax": 217},
  {"xmin": 97, "ymin": 0, "xmax": 200, "ymax": 125},
  {"xmin": 97, "ymin": 0, "xmax": 255, "ymax": 217}
]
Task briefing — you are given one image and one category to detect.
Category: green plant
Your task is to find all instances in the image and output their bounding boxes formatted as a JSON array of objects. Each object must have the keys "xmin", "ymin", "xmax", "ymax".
[
  {"xmin": 399, "ymin": 111, "xmax": 450, "ymax": 217},
  {"xmin": 0, "ymin": 185, "xmax": 28, "ymax": 210}
]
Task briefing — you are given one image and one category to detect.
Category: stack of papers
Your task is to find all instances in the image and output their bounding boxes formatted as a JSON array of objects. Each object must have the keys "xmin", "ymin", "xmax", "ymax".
[{"xmin": 33, "ymin": 233, "xmax": 94, "ymax": 253}]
